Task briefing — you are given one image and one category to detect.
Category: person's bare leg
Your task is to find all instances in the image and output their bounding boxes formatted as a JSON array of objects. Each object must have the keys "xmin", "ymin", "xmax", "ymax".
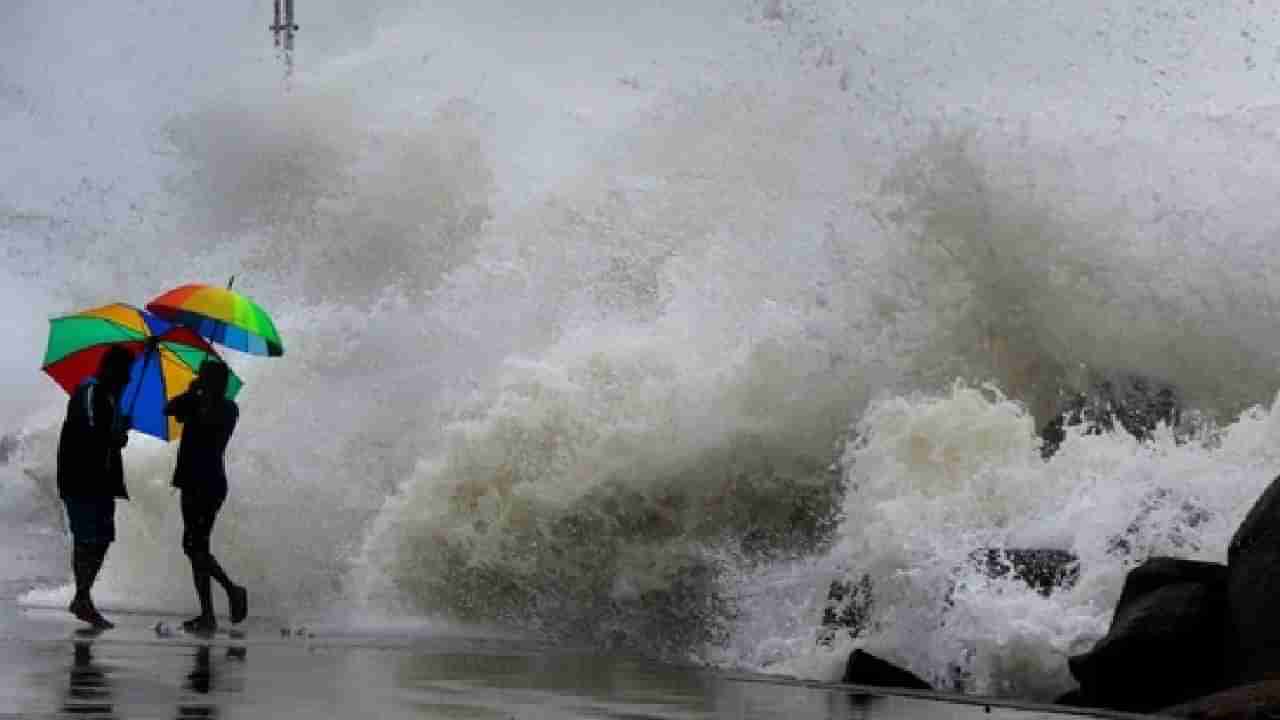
[
  {"xmin": 182, "ymin": 555, "xmax": 217, "ymax": 633},
  {"xmin": 69, "ymin": 543, "xmax": 113, "ymax": 629},
  {"xmin": 206, "ymin": 555, "xmax": 248, "ymax": 624}
]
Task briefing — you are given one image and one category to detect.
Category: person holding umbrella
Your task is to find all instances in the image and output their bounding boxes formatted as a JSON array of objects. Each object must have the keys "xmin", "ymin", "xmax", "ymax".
[
  {"xmin": 165, "ymin": 360, "xmax": 248, "ymax": 633},
  {"xmin": 146, "ymin": 280, "xmax": 282, "ymax": 632},
  {"xmin": 56, "ymin": 346, "xmax": 134, "ymax": 629}
]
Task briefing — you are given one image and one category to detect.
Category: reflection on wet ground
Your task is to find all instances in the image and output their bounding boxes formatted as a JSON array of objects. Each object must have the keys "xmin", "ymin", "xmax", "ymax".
[
  {"xmin": 57, "ymin": 625, "xmax": 248, "ymax": 720},
  {"xmin": 177, "ymin": 643, "xmax": 246, "ymax": 720},
  {"xmin": 7, "ymin": 611, "xmax": 1108, "ymax": 720},
  {"xmin": 65, "ymin": 637, "xmax": 113, "ymax": 718}
]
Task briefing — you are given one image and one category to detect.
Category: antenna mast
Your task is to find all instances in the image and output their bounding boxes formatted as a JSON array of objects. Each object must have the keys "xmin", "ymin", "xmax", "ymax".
[{"xmin": 270, "ymin": 0, "xmax": 299, "ymax": 78}]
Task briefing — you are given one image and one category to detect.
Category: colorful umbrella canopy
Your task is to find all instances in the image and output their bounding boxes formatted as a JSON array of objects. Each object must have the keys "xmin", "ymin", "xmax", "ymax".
[
  {"xmin": 43, "ymin": 303, "xmax": 243, "ymax": 441},
  {"xmin": 146, "ymin": 284, "xmax": 284, "ymax": 357}
]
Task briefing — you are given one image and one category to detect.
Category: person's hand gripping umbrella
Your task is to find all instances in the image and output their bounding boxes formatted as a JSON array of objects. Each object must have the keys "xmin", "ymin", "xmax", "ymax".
[{"xmin": 145, "ymin": 280, "xmax": 269, "ymax": 632}]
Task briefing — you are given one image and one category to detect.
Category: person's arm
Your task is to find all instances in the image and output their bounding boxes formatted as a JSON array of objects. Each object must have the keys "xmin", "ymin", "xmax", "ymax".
[
  {"xmin": 165, "ymin": 389, "xmax": 198, "ymax": 422},
  {"xmin": 85, "ymin": 383, "xmax": 126, "ymax": 448},
  {"xmin": 211, "ymin": 401, "xmax": 239, "ymax": 457}
]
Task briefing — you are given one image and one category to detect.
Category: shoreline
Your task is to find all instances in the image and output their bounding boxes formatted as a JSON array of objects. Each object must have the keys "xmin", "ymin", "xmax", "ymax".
[{"xmin": 3, "ymin": 603, "xmax": 1133, "ymax": 720}]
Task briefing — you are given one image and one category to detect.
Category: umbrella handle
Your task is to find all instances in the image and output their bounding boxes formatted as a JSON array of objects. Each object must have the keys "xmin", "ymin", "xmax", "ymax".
[{"xmin": 125, "ymin": 345, "xmax": 158, "ymax": 425}]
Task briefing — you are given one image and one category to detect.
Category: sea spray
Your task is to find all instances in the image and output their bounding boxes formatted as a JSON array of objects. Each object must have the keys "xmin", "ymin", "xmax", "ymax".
[
  {"xmin": 745, "ymin": 384, "xmax": 1280, "ymax": 698},
  {"xmin": 357, "ymin": 322, "xmax": 853, "ymax": 656}
]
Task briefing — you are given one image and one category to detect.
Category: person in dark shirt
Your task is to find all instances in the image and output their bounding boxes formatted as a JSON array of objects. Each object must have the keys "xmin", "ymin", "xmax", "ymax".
[
  {"xmin": 164, "ymin": 360, "xmax": 247, "ymax": 633},
  {"xmin": 57, "ymin": 346, "xmax": 134, "ymax": 629}
]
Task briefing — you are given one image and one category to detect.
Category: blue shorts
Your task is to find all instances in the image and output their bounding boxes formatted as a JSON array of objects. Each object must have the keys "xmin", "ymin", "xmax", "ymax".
[{"xmin": 63, "ymin": 497, "xmax": 116, "ymax": 545}]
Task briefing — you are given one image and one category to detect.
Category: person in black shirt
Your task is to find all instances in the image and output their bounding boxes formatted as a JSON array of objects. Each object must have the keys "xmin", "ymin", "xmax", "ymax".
[
  {"xmin": 57, "ymin": 346, "xmax": 134, "ymax": 629},
  {"xmin": 164, "ymin": 360, "xmax": 247, "ymax": 633}
]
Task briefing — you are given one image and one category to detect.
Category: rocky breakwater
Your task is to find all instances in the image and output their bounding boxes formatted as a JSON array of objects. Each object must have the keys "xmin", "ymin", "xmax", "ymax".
[
  {"xmin": 828, "ymin": 475, "xmax": 1280, "ymax": 714},
  {"xmin": 1059, "ymin": 557, "xmax": 1228, "ymax": 712},
  {"xmin": 822, "ymin": 378, "xmax": 1280, "ymax": 711},
  {"xmin": 1060, "ymin": 474, "xmax": 1280, "ymax": 717}
]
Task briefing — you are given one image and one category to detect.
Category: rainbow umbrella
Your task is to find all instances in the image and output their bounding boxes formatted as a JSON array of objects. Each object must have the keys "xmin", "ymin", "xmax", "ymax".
[
  {"xmin": 42, "ymin": 303, "xmax": 243, "ymax": 441},
  {"xmin": 146, "ymin": 283, "xmax": 284, "ymax": 357}
]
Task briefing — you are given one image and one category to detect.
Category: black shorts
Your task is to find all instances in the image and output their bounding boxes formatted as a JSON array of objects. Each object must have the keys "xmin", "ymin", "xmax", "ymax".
[{"xmin": 63, "ymin": 497, "xmax": 115, "ymax": 545}]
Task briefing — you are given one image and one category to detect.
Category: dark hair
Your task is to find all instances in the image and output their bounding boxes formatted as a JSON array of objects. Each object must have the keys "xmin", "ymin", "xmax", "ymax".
[
  {"xmin": 198, "ymin": 360, "xmax": 230, "ymax": 398},
  {"xmin": 99, "ymin": 346, "xmax": 135, "ymax": 386}
]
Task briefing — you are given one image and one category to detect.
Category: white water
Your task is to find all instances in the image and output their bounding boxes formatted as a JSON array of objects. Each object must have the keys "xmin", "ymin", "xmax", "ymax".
[{"xmin": 5, "ymin": 0, "xmax": 1280, "ymax": 702}]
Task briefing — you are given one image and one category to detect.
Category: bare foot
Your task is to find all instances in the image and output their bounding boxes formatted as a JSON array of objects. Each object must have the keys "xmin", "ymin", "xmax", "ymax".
[{"xmin": 228, "ymin": 584, "xmax": 248, "ymax": 624}]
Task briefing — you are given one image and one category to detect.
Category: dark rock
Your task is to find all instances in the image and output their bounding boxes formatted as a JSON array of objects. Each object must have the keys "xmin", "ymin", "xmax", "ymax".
[
  {"xmin": 1162, "ymin": 679, "xmax": 1280, "ymax": 720},
  {"xmin": 1226, "ymin": 475, "xmax": 1280, "ymax": 685},
  {"xmin": 819, "ymin": 574, "xmax": 873, "ymax": 646},
  {"xmin": 1228, "ymin": 475, "xmax": 1280, "ymax": 564},
  {"xmin": 842, "ymin": 649, "xmax": 932, "ymax": 690},
  {"xmin": 1068, "ymin": 575, "xmax": 1227, "ymax": 712},
  {"xmin": 1062, "ymin": 476, "xmax": 1280, "ymax": 712},
  {"xmin": 1112, "ymin": 556, "xmax": 1228, "ymax": 612},
  {"xmin": 968, "ymin": 548, "xmax": 1079, "ymax": 596},
  {"xmin": 1040, "ymin": 375, "xmax": 1180, "ymax": 458}
]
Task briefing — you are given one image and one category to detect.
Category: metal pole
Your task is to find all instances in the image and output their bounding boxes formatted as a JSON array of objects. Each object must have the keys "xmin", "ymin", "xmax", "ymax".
[
  {"xmin": 284, "ymin": 0, "xmax": 295, "ymax": 52},
  {"xmin": 272, "ymin": 0, "xmax": 282, "ymax": 47},
  {"xmin": 270, "ymin": 0, "xmax": 298, "ymax": 79}
]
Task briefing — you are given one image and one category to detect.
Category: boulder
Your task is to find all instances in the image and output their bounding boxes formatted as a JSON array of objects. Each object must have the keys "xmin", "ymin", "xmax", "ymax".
[
  {"xmin": 1113, "ymin": 556, "xmax": 1227, "ymax": 611},
  {"xmin": 1067, "ymin": 557, "xmax": 1228, "ymax": 712},
  {"xmin": 1162, "ymin": 679, "xmax": 1280, "ymax": 720},
  {"xmin": 842, "ymin": 650, "xmax": 932, "ymax": 690},
  {"xmin": 1040, "ymin": 375, "xmax": 1179, "ymax": 458},
  {"xmin": 968, "ymin": 548, "xmax": 1078, "ymax": 596},
  {"xmin": 1226, "ymin": 475, "xmax": 1280, "ymax": 685},
  {"xmin": 819, "ymin": 574, "xmax": 873, "ymax": 646},
  {"xmin": 1230, "ymin": 475, "xmax": 1280, "ymax": 561}
]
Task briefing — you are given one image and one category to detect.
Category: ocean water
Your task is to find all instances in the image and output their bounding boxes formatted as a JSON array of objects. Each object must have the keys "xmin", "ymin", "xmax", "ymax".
[{"xmin": 4, "ymin": 0, "xmax": 1280, "ymax": 710}]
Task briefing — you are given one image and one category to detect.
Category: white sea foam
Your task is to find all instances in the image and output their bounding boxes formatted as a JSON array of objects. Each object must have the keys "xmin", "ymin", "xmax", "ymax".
[{"xmin": 733, "ymin": 384, "xmax": 1280, "ymax": 698}]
